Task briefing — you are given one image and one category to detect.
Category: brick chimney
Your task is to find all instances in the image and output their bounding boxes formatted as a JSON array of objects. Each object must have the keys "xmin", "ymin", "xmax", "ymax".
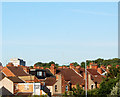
[
  {"xmin": 50, "ymin": 64, "xmax": 56, "ymax": 75},
  {"xmin": 6, "ymin": 63, "xmax": 14, "ymax": 67},
  {"xmin": 70, "ymin": 63, "xmax": 75, "ymax": 69},
  {"xmin": 90, "ymin": 63, "xmax": 98, "ymax": 69},
  {"xmin": 97, "ymin": 68, "xmax": 102, "ymax": 74},
  {"xmin": 63, "ymin": 66, "xmax": 68, "ymax": 69}
]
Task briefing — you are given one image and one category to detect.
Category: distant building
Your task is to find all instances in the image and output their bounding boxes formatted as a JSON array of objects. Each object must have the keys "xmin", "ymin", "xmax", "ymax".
[{"xmin": 10, "ymin": 58, "xmax": 25, "ymax": 66}]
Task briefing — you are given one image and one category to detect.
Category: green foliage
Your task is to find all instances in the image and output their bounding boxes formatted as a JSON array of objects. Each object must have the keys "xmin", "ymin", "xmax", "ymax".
[
  {"xmin": 34, "ymin": 61, "xmax": 59, "ymax": 68},
  {"xmin": 87, "ymin": 88, "xmax": 99, "ymax": 96},
  {"xmin": 97, "ymin": 66, "xmax": 120, "ymax": 96},
  {"xmin": 72, "ymin": 84, "xmax": 85, "ymax": 96},
  {"xmin": 107, "ymin": 66, "xmax": 120, "ymax": 78},
  {"xmin": 81, "ymin": 62, "xmax": 85, "ymax": 68},
  {"xmin": 70, "ymin": 62, "xmax": 80, "ymax": 67},
  {"xmin": 110, "ymin": 81, "xmax": 120, "ymax": 96},
  {"xmin": 81, "ymin": 58, "xmax": 120, "ymax": 67}
]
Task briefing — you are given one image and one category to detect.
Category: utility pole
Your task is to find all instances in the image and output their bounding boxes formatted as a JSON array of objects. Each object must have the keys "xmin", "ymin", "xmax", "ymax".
[{"xmin": 85, "ymin": 61, "xmax": 87, "ymax": 97}]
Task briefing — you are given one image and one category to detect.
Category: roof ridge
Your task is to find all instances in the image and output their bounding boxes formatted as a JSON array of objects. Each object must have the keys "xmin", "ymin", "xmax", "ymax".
[{"xmin": 71, "ymin": 68, "xmax": 82, "ymax": 77}]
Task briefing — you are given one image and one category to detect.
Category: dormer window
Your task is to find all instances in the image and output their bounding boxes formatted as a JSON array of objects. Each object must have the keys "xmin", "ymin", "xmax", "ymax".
[{"xmin": 37, "ymin": 71, "xmax": 42, "ymax": 76}]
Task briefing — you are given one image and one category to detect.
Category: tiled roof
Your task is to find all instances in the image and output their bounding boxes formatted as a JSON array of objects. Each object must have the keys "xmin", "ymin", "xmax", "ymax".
[
  {"xmin": 87, "ymin": 69, "xmax": 101, "ymax": 76},
  {"xmin": 70, "ymin": 76, "xmax": 84, "ymax": 85},
  {"xmin": 45, "ymin": 77, "xmax": 57, "ymax": 86},
  {"xmin": 7, "ymin": 66, "xmax": 29, "ymax": 76},
  {"xmin": 7, "ymin": 76, "xmax": 25, "ymax": 83},
  {"xmin": 56, "ymin": 68, "xmax": 84, "ymax": 85},
  {"xmin": 87, "ymin": 69, "xmax": 103, "ymax": 84},
  {"xmin": 0, "ymin": 86, "xmax": 14, "ymax": 96},
  {"xmin": 0, "ymin": 72, "xmax": 5, "ymax": 81}
]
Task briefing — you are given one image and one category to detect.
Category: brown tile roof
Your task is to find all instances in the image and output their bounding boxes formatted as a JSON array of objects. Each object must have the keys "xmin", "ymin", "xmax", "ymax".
[
  {"xmin": 7, "ymin": 66, "xmax": 29, "ymax": 76},
  {"xmin": 56, "ymin": 68, "xmax": 84, "ymax": 85},
  {"xmin": 92, "ymin": 75, "xmax": 103, "ymax": 84},
  {"xmin": 45, "ymin": 77, "xmax": 57, "ymax": 86},
  {"xmin": 7, "ymin": 76, "xmax": 25, "ymax": 83},
  {"xmin": 87, "ymin": 69, "xmax": 101, "ymax": 76},
  {"xmin": 87, "ymin": 69, "xmax": 104, "ymax": 84},
  {"xmin": 70, "ymin": 76, "xmax": 84, "ymax": 85}
]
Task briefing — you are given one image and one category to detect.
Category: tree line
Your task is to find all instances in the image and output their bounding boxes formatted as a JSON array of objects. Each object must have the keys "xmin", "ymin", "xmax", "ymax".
[{"xmin": 32, "ymin": 58, "xmax": 120, "ymax": 68}]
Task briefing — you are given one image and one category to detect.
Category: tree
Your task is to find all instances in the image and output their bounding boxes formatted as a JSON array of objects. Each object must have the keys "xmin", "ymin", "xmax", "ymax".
[
  {"xmin": 71, "ymin": 62, "xmax": 80, "ymax": 67},
  {"xmin": 81, "ymin": 62, "xmax": 85, "ymax": 68},
  {"xmin": 72, "ymin": 84, "xmax": 85, "ymax": 96},
  {"xmin": 110, "ymin": 81, "xmax": 120, "ymax": 96}
]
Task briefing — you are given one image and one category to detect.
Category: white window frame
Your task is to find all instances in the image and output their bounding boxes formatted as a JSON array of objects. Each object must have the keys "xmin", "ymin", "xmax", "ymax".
[{"xmin": 37, "ymin": 71, "xmax": 42, "ymax": 76}]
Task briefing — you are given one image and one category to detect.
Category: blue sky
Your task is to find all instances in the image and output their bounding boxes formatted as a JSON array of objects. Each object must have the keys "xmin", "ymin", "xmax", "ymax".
[{"xmin": 2, "ymin": 2, "xmax": 118, "ymax": 66}]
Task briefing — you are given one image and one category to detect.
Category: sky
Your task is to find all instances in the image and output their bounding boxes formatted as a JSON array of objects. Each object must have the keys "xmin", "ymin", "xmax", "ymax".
[{"xmin": 2, "ymin": 2, "xmax": 118, "ymax": 66}]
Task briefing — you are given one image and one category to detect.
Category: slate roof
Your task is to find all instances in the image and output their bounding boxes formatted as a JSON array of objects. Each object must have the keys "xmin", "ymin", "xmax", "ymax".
[
  {"xmin": 7, "ymin": 77, "xmax": 25, "ymax": 83},
  {"xmin": 45, "ymin": 77, "xmax": 57, "ymax": 86},
  {"xmin": 0, "ymin": 72, "xmax": 5, "ymax": 81},
  {"xmin": 7, "ymin": 66, "xmax": 29, "ymax": 76},
  {"xmin": 0, "ymin": 86, "xmax": 14, "ymax": 96}
]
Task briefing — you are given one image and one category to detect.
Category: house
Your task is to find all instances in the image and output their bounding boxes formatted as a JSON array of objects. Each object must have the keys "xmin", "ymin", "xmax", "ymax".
[
  {"xmin": 1, "ymin": 65, "xmax": 51, "ymax": 96},
  {"xmin": 48, "ymin": 64, "xmax": 85, "ymax": 95},
  {"xmin": 29, "ymin": 68, "xmax": 55, "ymax": 79},
  {"xmin": 87, "ymin": 69, "xmax": 104, "ymax": 89},
  {"xmin": 2, "ymin": 64, "xmax": 29, "ymax": 77},
  {"xmin": 0, "ymin": 76, "xmax": 25, "ymax": 94}
]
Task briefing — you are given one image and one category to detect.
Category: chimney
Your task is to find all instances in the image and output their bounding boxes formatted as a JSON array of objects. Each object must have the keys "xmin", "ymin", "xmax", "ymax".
[
  {"xmin": 50, "ymin": 64, "xmax": 56, "ymax": 75},
  {"xmin": 63, "ymin": 66, "xmax": 68, "ymax": 69},
  {"xmin": 6, "ymin": 63, "xmax": 14, "ymax": 67},
  {"xmin": 97, "ymin": 68, "xmax": 102, "ymax": 74},
  {"xmin": 70, "ymin": 63, "xmax": 75, "ymax": 69},
  {"xmin": 75, "ymin": 65, "xmax": 81, "ymax": 73}
]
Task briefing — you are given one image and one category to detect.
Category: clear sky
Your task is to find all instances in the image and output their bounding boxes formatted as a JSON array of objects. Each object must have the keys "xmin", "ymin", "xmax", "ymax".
[{"xmin": 2, "ymin": 2, "xmax": 118, "ymax": 66}]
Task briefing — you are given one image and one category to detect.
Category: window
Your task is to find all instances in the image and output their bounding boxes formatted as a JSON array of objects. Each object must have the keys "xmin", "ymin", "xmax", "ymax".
[
  {"xmin": 91, "ymin": 85, "xmax": 94, "ymax": 89},
  {"xmin": 37, "ymin": 71, "xmax": 42, "ymax": 76},
  {"xmin": 82, "ymin": 85, "xmax": 85, "ymax": 90},
  {"xmin": 55, "ymin": 85, "xmax": 57, "ymax": 92},
  {"xmin": 43, "ymin": 72, "xmax": 46, "ymax": 77},
  {"xmin": 24, "ymin": 84, "xmax": 29, "ymax": 90},
  {"xmin": 66, "ymin": 85, "xmax": 68, "ymax": 91}
]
